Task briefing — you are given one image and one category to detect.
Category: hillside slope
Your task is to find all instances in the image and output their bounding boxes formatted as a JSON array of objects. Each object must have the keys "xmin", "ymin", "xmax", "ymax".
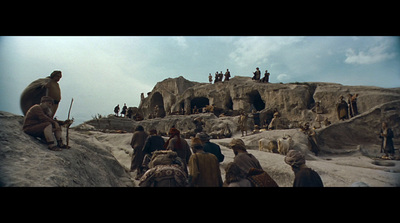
[{"xmin": 0, "ymin": 111, "xmax": 135, "ymax": 187}]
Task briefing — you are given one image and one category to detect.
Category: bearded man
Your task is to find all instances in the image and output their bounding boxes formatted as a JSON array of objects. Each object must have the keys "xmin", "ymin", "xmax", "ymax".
[{"xmin": 21, "ymin": 70, "xmax": 63, "ymax": 117}]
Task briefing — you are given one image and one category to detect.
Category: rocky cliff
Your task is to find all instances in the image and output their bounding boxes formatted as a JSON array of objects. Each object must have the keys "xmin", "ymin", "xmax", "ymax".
[
  {"xmin": 0, "ymin": 111, "xmax": 135, "ymax": 187},
  {"xmin": 138, "ymin": 76, "xmax": 400, "ymax": 129}
]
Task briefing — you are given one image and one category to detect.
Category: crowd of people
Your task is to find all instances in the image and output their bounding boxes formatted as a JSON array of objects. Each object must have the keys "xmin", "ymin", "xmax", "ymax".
[{"xmin": 130, "ymin": 125, "xmax": 323, "ymax": 187}]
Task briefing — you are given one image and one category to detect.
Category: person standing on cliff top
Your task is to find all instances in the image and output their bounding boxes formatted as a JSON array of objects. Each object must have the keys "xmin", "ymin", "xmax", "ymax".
[
  {"xmin": 224, "ymin": 69, "xmax": 231, "ymax": 82},
  {"xmin": 121, "ymin": 103, "xmax": 127, "ymax": 118},
  {"xmin": 214, "ymin": 71, "xmax": 219, "ymax": 83},
  {"xmin": 114, "ymin": 104, "xmax": 120, "ymax": 117},
  {"xmin": 252, "ymin": 67, "xmax": 261, "ymax": 81},
  {"xmin": 261, "ymin": 70, "xmax": 270, "ymax": 83}
]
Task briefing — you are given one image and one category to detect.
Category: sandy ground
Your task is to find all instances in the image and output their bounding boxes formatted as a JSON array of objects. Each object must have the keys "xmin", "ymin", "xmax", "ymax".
[{"xmin": 74, "ymin": 130, "xmax": 400, "ymax": 187}]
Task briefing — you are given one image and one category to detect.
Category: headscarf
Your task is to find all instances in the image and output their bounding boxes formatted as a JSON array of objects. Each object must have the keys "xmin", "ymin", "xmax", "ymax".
[
  {"xmin": 191, "ymin": 137, "xmax": 203, "ymax": 150},
  {"xmin": 164, "ymin": 127, "xmax": 182, "ymax": 150},
  {"xmin": 284, "ymin": 150, "xmax": 305, "ymax": 168},
  {"xmin": 229, "ymin": 138, "xmax": 246, "ymax": 151},
  {"xmin": 49, "ymin": 70, "xmax": 62, "ymax": 78},
  {"xmin": 196, "ymin": 132, "xmax": 210, "ymax": 143}
]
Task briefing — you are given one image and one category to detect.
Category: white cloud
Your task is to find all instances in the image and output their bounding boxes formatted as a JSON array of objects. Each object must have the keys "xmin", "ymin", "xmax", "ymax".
[
  {"xmin": 344, "ymin": 42, "xmax": 396, "ymax": 65},
  {"xmin": 277, "ymin": 73, "xmax": 291, "ymax": 82},
  {"xmin": 229, "ymin": 37, "xmax": 304, "ymax": 67},
  {"xmin": 171, "ymin": 36, "xmax": 188, "ymax": 49}
]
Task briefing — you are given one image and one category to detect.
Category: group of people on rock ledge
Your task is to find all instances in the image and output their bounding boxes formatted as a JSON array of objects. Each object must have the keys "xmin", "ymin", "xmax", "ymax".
[{"xmin": 208, "ymin": 67, "xmax": 271, "ymax": 84}]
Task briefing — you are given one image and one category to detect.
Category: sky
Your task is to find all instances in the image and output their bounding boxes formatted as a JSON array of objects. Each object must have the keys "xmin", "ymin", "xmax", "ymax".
[{"xmin": 1, "ymin": 36, "xmax": 399, "ymax": 126}]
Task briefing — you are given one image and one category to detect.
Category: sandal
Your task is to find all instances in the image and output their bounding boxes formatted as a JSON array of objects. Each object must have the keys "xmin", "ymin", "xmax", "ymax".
[
  {"xmin": 59, "ymin": 144, "xmax": 71, "ymax": 149},
  {"xmin": 57, "ymin": 140, "xmax": 71, "ymax": 149},
  {"xmin": 48, "ymin": 145, "xmax": 62, "ymax": 151}
]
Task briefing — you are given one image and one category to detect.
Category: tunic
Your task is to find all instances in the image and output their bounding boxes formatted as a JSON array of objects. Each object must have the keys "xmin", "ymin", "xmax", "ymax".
[
  {"xmin": 380, "ymin": 128, "xmax": 395, "ymax": 154},
  {"xmin": 23, "ymin": 104, "xmax": 57, "ymax": 137},
  {"xmin": 337, "ymin": 100, "xmax": 349, "ymax": 120},
  {"xmin": 203, "ymin": 142, "xmax": 225, "ymax": 162},
  {"xmin": 238, "ymin": 114, "xmax": 248, "ymax": 131},
  {"xmin": 188, "ymin": 152, "xmax": 223, "ymax": 187},
  {"xmin": 293, "ymin": 167, "xmax": 324, "ymax": 187},
  {"xmin": 142, "ymin": 135, "xmax": 165, "ymax": 155},
  {"xmin": 233, "ymin": 152, "xmax": 263, "ymax": 173},
  {"xmin": 130, "ymin": 130, "xmax": 149, "ymax": 171},
  {"xmin": 166, "ymin": 136, "xmax": 192, "ymax": 165}
]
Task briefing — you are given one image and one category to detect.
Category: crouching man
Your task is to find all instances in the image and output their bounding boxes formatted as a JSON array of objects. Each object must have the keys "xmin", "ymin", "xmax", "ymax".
[{"xmin": 23, "ymin": 96, "xmax": 71, "ymax": 151}]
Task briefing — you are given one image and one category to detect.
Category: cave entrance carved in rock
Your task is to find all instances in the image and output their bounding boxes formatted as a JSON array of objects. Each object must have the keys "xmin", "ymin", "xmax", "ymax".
[
  {"xmin": 190, "ymin": 97, "xmax": 209, "ymax": 113},
  {"xmin": 225, "ymin": 95, "xmax": 233, "ymax": 110},
  {"xmin": 150, "ymin": 92, "xmax": 166, "ymax": 118},
  {"xmin": 248, "ymin": 90, "xmax": 265, "ymax": 111}
]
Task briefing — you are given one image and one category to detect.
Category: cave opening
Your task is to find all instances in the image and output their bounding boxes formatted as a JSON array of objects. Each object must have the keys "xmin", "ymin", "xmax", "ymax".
[
  {"xmin": 190, "ymin": 97, "xmax": 209, "ymax": 113},
  {"xmin": 150, "ymin": 92, "xmax": 166, "ymax": 117},
  {"xmin": 225, "ymin": 96, "xmax": 233, "ymax": 110},
  {"xmin": 248, "ymin": 90, "xmax": 265, "ymax": 111}
]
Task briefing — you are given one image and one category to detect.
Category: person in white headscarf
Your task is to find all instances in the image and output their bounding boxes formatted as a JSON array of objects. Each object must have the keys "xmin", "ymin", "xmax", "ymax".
[{"xmin": 284, "ymin": 150, "xmax": 323, "ymax": 187}]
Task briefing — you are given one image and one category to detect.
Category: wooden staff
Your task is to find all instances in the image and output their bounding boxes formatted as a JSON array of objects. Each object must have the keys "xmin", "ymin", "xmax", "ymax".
[{"xmin": 66, "ymin": 98, "xmax": 74, "ymax": 148}]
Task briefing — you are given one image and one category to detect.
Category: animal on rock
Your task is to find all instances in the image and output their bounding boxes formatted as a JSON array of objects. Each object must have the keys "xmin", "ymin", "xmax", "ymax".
[
  {"xmin": 258, "ymin": 139, "xmax": 278, "ymax": 153},
  {"xmin": 277, "ymin": 135, "xmax": 293, "ymax": 155}
]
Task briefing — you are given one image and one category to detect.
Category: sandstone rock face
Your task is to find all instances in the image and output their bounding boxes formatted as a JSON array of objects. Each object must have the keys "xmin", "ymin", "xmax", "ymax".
[
  {"xmin": 139, "ymin": 76, "xmax": 199, "ymax": 118},
  {"xmin": 138, "ymin": 76, "xmax": 400, "ymax": 129},
  {"xmin": 317, "ymin": 99, "xmax": 400, "ymax": 153}
]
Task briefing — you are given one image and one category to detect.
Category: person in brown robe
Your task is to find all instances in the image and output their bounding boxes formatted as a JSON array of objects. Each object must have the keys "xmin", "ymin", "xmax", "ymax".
[
  {"xmin": 238, "ymin": 111, "xmax": 248, "ymax": 136},
  {"xmin": 284, "ymin": 150, "xmax": 323, "ymax": 187},
  {"xmin": 20, "ymin": 70, "xmax": 62, "ymax": 117},
  {"xmin": 164, "ymin": 127, "xmax": 192, "ymax": 166},
  {"xmin": 23, "ymin": 96, "xmax": 70, "ymax": 151},
  {"xmin": 336, "ymin": 96, "xmax": 349, "ymax": 121},
  {"xmin": 252, "ymin": 67, "xmax": 261, "ymax": 81},
  {"xmin": 379, "ymin": 122, "xmax": 395, "ymax": 159},
  {"xmin": 224, "ymin": 69, "xmax": 231, "ymax": 82},
  {"xmin": 224, "ymin": 162, "xmax": 278, "ymax": 187},
  {"xmin": 228, "ymin": 138, "xmax": 262, "ymax": 173},
  {"xmin": 188, "ymin": 138, "xmax": 222, "ymax": 187},
  {"xmin": 130, "ymin": 125, "xmax": 148, "ymax": 179},
  {"xmin": 224, "ymin": 162, "xmax": 253, "ymax": 187},
  {"xmin": 227, "ymin": 138, "xmax": 278, "ymax": 187}
]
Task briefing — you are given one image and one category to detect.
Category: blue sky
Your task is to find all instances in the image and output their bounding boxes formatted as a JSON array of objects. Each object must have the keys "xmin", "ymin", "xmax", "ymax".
[{"xmin": 1, "ymin": 36, "xmax": 399, "ymax": 126}]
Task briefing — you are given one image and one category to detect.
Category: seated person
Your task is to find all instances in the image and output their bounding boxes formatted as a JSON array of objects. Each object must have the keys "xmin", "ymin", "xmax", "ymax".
[{"xmin": 23, "ymin": 96, "xmax": 71, "ymax": 151}]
